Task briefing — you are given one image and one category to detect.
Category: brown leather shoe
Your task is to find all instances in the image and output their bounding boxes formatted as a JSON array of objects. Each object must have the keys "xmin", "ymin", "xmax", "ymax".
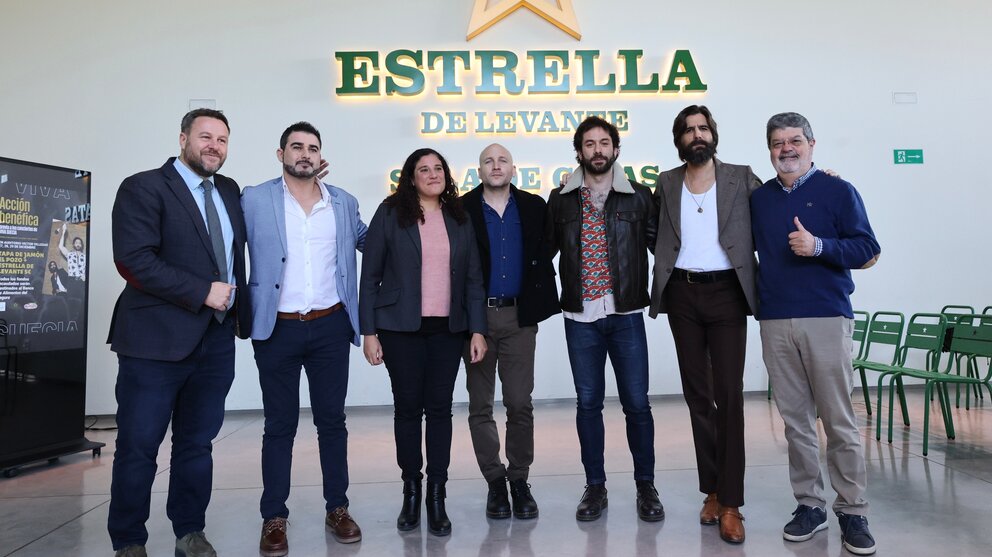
[
  {"xmin": 719, "ymin": 507, "xmax": 746, "ymax": 544},
  {"xmin": 326, "ymin": 506, "xmax": 362, "ymax": 544},
  {"xmin": 700, "ymin": 493, "xmax": 720, "ymax": 525},
  {"xmin": 259, "ymin": 517, "xmax": 288, "ymax": 557}
]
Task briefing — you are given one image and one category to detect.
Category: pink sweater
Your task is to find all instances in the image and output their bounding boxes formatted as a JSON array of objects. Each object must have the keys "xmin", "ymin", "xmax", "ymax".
[{"xmin": 419, "ymin": 208, "xmax": 451, "ymax": 317}]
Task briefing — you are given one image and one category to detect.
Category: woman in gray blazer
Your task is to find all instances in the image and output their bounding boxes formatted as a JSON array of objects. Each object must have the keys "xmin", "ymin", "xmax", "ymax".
[{"xmin": 359, "ymin": 148, "xmax": 487, "ymax": 536}]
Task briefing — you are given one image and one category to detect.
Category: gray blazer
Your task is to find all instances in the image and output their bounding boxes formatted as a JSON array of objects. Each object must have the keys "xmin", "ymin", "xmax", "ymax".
[
  {"xmin": 242, "ymin": 178, "xmax": 367, "ymax": 345},
  {"xmin": 359, "ymin": 202, "xmax": 486, "ymax": 335},
  {"xmin": 649, "ymin": 158, "xmax": 763, "ymax": 316}
]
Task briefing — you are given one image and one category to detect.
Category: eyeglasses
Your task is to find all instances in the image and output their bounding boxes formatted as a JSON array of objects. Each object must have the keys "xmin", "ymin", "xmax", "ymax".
[{"xmin": 770, "ymin": 138, "xmax": 808, "ymax": 150}]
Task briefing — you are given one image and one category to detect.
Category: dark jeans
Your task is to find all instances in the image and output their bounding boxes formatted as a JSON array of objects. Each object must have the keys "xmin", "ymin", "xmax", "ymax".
[
  {"xmin": 464, "ymin": 306, "xmax": 537, "ymax": 482},
  {"xmin": 563, "ymin": 313, "xmax": 655, "ymax": 484},
  {"xmin": 108, "ymin": 318, "xmax": 235, "ymax": 550},
  {"xmin": 664, "ymin": 275, "xmax": 749, "ymax": 507},
  {"xmin": 379, "ymin": 318, "xmax": 463, "ymax": 484},
  {"xmin": 253, "ymin": 309, "xmax": 354, "ymax": 519}
]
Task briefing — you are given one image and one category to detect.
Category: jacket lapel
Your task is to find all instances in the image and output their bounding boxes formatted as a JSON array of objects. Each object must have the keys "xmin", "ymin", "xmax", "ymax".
[
  {"xmin": 665, "ymin": 165, "xmax": 686, "ymax": 242},
  {"xmin": 268, "ymin": 179, "xmax": 289, "ymax": 256},
  {"xmin": 163, "ymin": 163, "xmax": 214, "ymax": 258},
  {"xmin": 714, "ymin": 158, "xmax": 739, "ymax": 233}
]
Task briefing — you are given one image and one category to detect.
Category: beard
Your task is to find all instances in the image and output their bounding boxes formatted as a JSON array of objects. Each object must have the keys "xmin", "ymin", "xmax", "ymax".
[
  {"xmin": 182, "ymin": 145, "xmax": 226, "ymax": 177},
  {"xmin": 284, "ymin": 161, "xmax": 318, "ymax": 179},
  {"xmin": 579, "ymin": 152, "xmax": 617, "ymax": 176},
  {"xmin": 679, "ymin": 139, "xmax": 717, "ymax": 165}
]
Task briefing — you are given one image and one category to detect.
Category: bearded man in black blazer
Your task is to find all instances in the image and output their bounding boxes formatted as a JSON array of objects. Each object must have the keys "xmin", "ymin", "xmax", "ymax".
[{"xmin": 107, "ymin": 108, "xmax": 250, "ymax": 557}]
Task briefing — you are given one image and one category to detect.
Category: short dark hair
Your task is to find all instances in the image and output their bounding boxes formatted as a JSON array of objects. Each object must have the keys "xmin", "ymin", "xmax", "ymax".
[
  {"xmin": 180, "ymin": 108, "xmax": 230, "ymax": 135},
  {"xmin": 672, "ymin": 105, "xmax": 719, "ymax": 151},
  {"xmin": 766, "ymin": 112, "xmax": 814, "ymax": 147},
  {"xmin": 280, "ymin": 121, "xmax": 322, "ymax": 150},
  {"xmin": 572, "ymin": 116, "xmax": 620, "ymax": 154}
]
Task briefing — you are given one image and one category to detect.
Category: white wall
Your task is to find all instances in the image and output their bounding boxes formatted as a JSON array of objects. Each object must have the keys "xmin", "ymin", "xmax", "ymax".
[{"xmin": 2, "ymin": 0, "xmax": 989, "ymax": 415}]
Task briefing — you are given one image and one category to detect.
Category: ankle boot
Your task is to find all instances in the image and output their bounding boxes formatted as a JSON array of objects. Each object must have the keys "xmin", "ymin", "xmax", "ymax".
[
  {"xmin": 486, "ymin": 477, "xmax": 511, "ymax": 519},
  {"xmin": 425, "ymin": 481, "xmax": 452, "ymax": 536},
  {"xmin": 396, "ymin": 480, "xmax": 422, "ymax": 531}
]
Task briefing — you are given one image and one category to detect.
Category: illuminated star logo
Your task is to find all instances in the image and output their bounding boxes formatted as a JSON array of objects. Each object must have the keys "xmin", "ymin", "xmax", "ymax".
[{"xmin": 467, "ymin": 0, "xmax": 582, "ymax": 40}]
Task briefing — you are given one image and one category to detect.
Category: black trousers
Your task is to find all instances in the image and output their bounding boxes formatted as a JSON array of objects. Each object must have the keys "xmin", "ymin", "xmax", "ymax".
[
  {"xmin": 663, "ymin": 274, "xmax": 749, "ymax": 507},
  {"xmin": 379, "ymin": 318, "xmax": 463, "ymax": 484}
]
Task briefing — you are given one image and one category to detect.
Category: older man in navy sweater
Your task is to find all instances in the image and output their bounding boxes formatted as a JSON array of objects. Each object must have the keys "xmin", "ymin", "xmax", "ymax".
[{"xmin": 751, "ymin": 112, "xmax": 880, "ymax": 556}]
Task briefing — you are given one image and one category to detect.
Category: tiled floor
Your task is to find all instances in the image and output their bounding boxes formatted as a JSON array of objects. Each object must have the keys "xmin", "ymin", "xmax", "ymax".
[{"xmin": 2, "ymin": 387, "xmax": 991, "ymax": 556}]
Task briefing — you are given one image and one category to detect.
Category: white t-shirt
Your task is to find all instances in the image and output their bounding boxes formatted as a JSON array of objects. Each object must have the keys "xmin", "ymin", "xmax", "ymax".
[{"xmin": 673, "ymin": 181, "xmax": 733, "ymax": 272}]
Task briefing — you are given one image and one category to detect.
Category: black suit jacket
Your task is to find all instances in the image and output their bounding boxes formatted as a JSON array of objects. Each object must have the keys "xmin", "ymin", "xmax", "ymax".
[
  {"xmin": 107, "ymin": 158, "xmax": 250, "ymax": 361},
  {"xmin": 50, "ymin": 267, "xmax": 70, "ymax": 294},
  {"xmin": 359, "ymin": 202, "xmax": 486, "ymax": 335},
  {"xmin": 461, "ymin": 184, "xmax": 560, "ymax": 327}
]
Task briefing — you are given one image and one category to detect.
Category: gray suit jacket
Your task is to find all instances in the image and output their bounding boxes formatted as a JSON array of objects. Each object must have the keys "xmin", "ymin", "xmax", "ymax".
[
  {"xmin": 242, "ymin": 178, "xmax": 367, "ymax": 345},
  {"xmin": 649, "ymin": 158, "xmax": 762, "ymax": 316},
  {"xmin": 359, "ymin": 202, "xmax": 486, "ymax": 335}
]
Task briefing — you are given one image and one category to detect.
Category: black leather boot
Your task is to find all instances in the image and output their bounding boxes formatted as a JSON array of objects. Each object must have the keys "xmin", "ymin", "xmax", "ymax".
[
  {"xmin": 509, "ymin": 478, "xmax": 539, "ymax": 519},
  {"xmin": 486, "ymin": 477, "xmax": 511, "ymax": 519},
  {"xmin": 425, "ymin": 482, "xmax": 452, "ymax": 536},
  {"xmin": 575, "ymin": 483, "xmax": 608, "ymax": 521},
  {"xmin": 635, "ymin": 480, "xmax": 665, "ymax": 522},
  {"xmin": 396, "ymin": 480, "xmax": 422, "ymax": 531}
]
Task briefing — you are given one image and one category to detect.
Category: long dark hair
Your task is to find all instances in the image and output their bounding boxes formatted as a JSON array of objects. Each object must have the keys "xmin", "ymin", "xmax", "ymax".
[{"xmin": 386, "ymin": 147, "xmax": 465, "ymax": 228}]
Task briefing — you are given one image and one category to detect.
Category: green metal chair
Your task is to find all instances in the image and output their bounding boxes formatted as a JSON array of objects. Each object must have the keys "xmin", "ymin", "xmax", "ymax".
[
  {"xmin": 939, "ymin": 305, "xmax": 984, "ymax": 406},
  {"xmin": 887, "ymin": 314, "xmax": 992, "ymax": 455},
  {"xmin": 852, "ymin": 311, "xmax": 904, "ymax": 415},
  {"xmin": 869, "ymin": 313, "xmax": 947, "ymax": 442}
]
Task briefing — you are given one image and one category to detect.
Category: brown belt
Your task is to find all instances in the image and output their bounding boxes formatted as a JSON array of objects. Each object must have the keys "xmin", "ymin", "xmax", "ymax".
[{"xmin": 277, "ymin": 302, "xmax": 343, "ymax": 321}]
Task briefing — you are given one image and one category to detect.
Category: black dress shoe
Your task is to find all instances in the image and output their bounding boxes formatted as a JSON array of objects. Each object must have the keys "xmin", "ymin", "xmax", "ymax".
[
  {"xmin": 575, "ymin": 483, "xmax": 608, "ymax": 521},
  {"xmin": 425, "ymin": 482, "xmax": 452, "ymax": 536},
  {"xmin": 486, "ymin": 477, "xmax": 511, "ymax": 519},
  {"xmin": 635, "ymin": 480, "xmax": 665, "ymax": 522},
  {"xmin": 509, "ymin": 479, "xmax": 539, "ymax": 519},
  {"xmin": 396, "ymin": 480, "xmax": 421, "ymax": 531}
]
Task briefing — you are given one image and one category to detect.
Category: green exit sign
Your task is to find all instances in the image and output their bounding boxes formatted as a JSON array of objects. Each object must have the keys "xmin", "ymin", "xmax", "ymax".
[{"xmin": 894, "ymin": 149, "xmax": 924, "ymax": 164}]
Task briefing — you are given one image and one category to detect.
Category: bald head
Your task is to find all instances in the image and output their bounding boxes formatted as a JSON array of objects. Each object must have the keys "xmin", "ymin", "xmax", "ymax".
[{"xmin": 478, "ymin": 143, "xmax": 515, "ymax": 188}]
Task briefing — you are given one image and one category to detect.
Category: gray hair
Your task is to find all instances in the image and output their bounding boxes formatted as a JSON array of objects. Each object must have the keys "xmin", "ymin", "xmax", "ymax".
[{"xmin": 766, "ymin": 112, "xmax": 813, "ymax": 147}]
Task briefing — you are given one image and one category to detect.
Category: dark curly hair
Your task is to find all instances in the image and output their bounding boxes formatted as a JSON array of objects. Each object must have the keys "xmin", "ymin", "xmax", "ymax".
[{"xmin": 386, "ymin": 148, "xmax": 465, "ymax": 228}]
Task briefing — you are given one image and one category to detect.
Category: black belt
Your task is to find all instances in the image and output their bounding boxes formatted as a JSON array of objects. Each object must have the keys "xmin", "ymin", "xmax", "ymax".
[
  {"xmin": 486, "ymin": 297, "xmax": 517, "ymax": 308},
  {"xmin": 670, "ymin": 268, "xmax": 736, "ymax": 284}
]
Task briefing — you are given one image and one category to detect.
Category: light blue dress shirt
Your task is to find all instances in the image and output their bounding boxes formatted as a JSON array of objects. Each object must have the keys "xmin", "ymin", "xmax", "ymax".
[{"xmin": 173, "ymin": 158, "xmax": 236, "ymax": 296}]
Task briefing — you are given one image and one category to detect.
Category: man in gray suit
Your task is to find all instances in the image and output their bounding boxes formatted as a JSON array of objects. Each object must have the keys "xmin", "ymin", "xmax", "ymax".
[
  {"xmin": 242, "ymin": 122, "xmax": 367, "ymax": 556},
  {"xmin": 649, "ymin": 105, "xmax": 762, "ymax": 544}
]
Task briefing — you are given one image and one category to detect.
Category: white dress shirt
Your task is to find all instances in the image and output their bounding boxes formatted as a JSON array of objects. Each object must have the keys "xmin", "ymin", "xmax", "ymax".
[{"xmin": 277, "ymin": 180, "xmax": 340, "ymax": 313}]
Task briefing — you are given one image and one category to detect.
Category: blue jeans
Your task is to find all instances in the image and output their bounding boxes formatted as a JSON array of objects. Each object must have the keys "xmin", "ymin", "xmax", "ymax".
[
  {"xmin": 108, "ymin": 318, "xmax": 235, "ymax": 550},
  {"xmin": 253, "ymin": 309, "xmax": 354, "ymax": 519},
  {"xmin": 564, "ymin": 313, "xmax": 655, "ymax": 484}
]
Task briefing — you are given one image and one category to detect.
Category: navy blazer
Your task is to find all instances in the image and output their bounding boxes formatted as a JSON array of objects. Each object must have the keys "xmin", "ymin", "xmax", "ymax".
[
  {"xmin": 108, "ymin": 158, "xmax": 250, "ymax": 361},
  {"xmin": 359, "ymin": 202, "xmax": 486, "ymax": 336},
  {"xmin": 242, "ymin": 178, "xmax": 367, "ymax": 345}
]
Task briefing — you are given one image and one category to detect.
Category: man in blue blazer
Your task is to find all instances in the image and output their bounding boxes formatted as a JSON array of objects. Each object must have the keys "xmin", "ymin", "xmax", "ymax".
[
  {"xmin": 108, "ymin": 109, "xmax": 250, "ymax": 557},
  {"xmin": 242, "ymin": 122, "xmax": 367, "ymax": 555}
]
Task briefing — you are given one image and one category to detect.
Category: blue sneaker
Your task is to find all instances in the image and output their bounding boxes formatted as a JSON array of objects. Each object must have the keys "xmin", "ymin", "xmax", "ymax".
[
  {"xmin": 837, "ymin": 512, "xmax": 877, "ymax": 555},
  {"xmin": 783, "ymin": 504, "xmax": 828, "ymax": 542}
]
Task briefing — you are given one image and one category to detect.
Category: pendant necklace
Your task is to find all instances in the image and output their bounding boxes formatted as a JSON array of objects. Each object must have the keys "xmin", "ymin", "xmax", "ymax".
[{"xmin": 688, "ymin": 189, "xmax": 707, "ymax": 213}]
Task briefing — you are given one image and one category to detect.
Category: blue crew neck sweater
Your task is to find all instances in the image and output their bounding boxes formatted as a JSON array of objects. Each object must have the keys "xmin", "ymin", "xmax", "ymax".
[{"xmin": 750, "ymin": 170, "xmax": 880, "ymax": 320}]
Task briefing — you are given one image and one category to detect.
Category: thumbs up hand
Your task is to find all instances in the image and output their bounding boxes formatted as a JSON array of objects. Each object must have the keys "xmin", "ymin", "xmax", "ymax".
[{"xmin": 788, "ymin": 216, "xmax": 817, "ymax": 257}]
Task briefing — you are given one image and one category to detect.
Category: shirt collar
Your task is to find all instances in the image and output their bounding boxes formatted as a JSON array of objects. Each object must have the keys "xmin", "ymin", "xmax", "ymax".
[
  {"xmin": 776, "ymin": 163, "xmax": 819, "ymax": 193},
  {"xmin": 280, "ymin": 177, "xmax": 330, "ymax": 204},
  {"xmin": 561, "ymin": 162, "xmax": 634, "ymax": 194},
  {"xmin": 173, "ymin": 158, "xmax": 212, "ymax": 192}
]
